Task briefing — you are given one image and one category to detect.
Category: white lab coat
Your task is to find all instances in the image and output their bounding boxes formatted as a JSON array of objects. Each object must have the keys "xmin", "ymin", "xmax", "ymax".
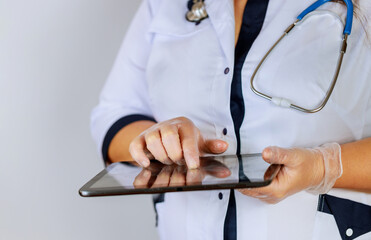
[{"xmin": 91, "ymin": 0, "xmax": 371, "ymax": 239}]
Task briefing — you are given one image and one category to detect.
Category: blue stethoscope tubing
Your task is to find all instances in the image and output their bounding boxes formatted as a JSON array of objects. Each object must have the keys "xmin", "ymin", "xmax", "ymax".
[
  {"xmin": 298, "ymin": 0, "xmax": 353, "ymax": 35},
  {"xmin": 250, "ymin": 0, "xmax": 354, "ymax": 113}
]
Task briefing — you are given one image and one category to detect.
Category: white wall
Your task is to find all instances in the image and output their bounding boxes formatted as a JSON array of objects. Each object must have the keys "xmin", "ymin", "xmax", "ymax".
[{"xmin": 0, "ymin": 0, "xmax": 159, "ymax": 239}]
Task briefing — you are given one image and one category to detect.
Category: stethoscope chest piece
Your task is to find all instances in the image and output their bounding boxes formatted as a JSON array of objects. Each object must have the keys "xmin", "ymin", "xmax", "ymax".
[{"xmin": 186, "ymin": 0, "xmax": 208, "ymax": 25}]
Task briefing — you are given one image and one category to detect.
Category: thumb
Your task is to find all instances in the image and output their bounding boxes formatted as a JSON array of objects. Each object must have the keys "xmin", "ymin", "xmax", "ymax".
[
  {"xmin": 203, "ymin": 139, "xmax": 229, "ymax": 154},
  {"xmin": 262, "ymin": 146, "xmax": 292, "ymax": 165}
]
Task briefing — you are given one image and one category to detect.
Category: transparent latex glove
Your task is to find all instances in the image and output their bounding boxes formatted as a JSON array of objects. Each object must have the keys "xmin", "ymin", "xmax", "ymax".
[{"xmin": 238, "ymin": 143, "xmax": 342, "ymax": 204}]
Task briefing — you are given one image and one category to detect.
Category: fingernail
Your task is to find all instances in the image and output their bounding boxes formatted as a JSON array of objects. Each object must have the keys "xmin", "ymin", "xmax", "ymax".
[
  {"xmin": 264, "ymin": 148, "xmax": 272, "ymax": 159},
  {"xmin": 217, "ymin": 141, "xmax": 228, "ymax": 149},
  {"xmin": 141, "ymin": 159, "xmax": 149, "ymax": 167}
]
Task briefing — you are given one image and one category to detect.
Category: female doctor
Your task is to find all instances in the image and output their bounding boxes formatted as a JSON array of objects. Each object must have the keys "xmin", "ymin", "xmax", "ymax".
[{"xmin": 91, "ymin": 0, "xmax": 371, "ymax": 239}]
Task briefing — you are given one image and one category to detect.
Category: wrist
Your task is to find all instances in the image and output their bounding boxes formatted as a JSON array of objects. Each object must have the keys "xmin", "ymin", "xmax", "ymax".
[
  {"xmin": 311, "ymin": 149, "xmax": 326, "ymax": 188},
  {"xmin": 306, "ymin": 142, "xmax": 343, "ymax": 194}
]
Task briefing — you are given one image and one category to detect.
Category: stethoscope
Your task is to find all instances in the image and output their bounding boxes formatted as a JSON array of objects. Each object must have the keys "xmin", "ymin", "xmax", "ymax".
[
  {"xmin": 186, "ymin": 0, "xmax": 208, "ymax": 25},
  {"xmin": 187, "ymin": 0, "xmax": 354, "ymax": 113}
]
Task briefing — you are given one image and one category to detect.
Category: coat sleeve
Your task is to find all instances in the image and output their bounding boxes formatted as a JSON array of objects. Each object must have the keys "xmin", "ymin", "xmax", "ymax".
[{"xmin": 90, "ymin": 0, "xmax": 157, "ymax": 163}]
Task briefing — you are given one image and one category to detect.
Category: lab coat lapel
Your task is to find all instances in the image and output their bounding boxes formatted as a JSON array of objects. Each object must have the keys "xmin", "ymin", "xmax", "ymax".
[{"xmin": 206, "ymin": 0, "xmax": 235, "ymax": 66}]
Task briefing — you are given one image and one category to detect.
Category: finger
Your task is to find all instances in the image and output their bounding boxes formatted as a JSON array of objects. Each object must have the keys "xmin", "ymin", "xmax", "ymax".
[
  {"xmin": 238, "ymin": 188, "xmax": 269, "ymax": 199},
  {"xmin": 169, "ymin": 166, "xmax": 186, "ymax": 187},
  {"xmin": 186, "ymin": 168, "xmax": 203, "ymax": 185},
  {"xmin": 260, "ymin": 166, "xmax": 293, "ymax": 199},
  {"xmin": 145, "ymin": 130, "xmax": 173, "ymax": 165},
  {"xmin": 201, "ymin": 159, "xmax": 231, "ymax": 178},
  {"xmin": 263, "ymin": 164, "xmax": 281, "ymax": 181},
  {"xmin": 238, "ymin": 186, "xmax": 282, "ymax": 200},
  {"xmin": 202, "ymin": 139, "xmax": 229, "ymax": 154},
  {"xmin": 143, "ymin": 149, "xmax": 155, "ymax": 160},
  {"xmin": 151, "ymin": 165, "xmax": 174, "ymax": 188},
  {"xmin": 262, "ymin": 146, "xmax": 294, "ymax": 165},
  {"xmin": 133, "ymin": 169, "xmax": 152, "ymax": 188},
  {"xmin": 261, "ymin": 197, "xmax": 282, "ymax": 204},
  {"xmin": 146, "ymin": 161, "xmax": 165, "ymax": 174},
  {"xmin": 243, "ymin": 190, "xmax": 282, "ymax": 204},
  {"xmin": 245, "ymin": 182, "xmax": 287, "ymax": 202},
  {"xmin": 240, "ymin": 191, "xmax": 279, "ymax": 204},
  {"xmin": 250, "ymin": 184, "xmax": 276, "ymax": 196},
  {"xmin": 178, "ymin": 124, "xmax": 200, "ymax": 169},
  {"xmin": 160, "ymin": 124, "xmax": 184, "ymax": 164},
  {"xmin": 129, "ymin": 136, "xmax": 150, "ymax": 167}
]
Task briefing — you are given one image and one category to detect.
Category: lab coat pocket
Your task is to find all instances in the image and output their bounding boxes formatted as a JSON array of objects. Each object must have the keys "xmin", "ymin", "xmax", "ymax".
[
  {"xmin": 313, "ymin": 194, "xmax": 371, "ymax": 240},
  {"xmin": 145, "ymin": 1, "xmax": 220, "ymax": 122}
]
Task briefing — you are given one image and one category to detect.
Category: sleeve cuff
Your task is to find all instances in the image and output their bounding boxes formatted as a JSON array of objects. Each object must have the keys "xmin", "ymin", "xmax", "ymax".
[{"xmin": 101, "ymin": 114, "xmax": 156, "ymax": 164}]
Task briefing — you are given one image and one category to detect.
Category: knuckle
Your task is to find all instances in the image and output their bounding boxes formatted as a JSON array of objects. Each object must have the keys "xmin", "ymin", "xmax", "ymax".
[
  {"xmin": 280, "ymin": 151, "xmax": 289, "ymax": 162},
  {"xmin": 282, "ymin": 152, "xmax": 288, "ymax": 160},
  {"xmin": 161, "ymin": 129, "xmax": 178, "ymax": 139},
  {"xmin": 272, "ymin": 191, "xmax": 285, "ymax": 200},
  {"xmin": 145, "ymin": 142, "xmax": 156, "ymax": 152},
  {"xmin": 177, "ymin": 116, "xmax": 188, "ymax": 122},
  {"xmin": 178, "ymin": 116, "xmax": 195, "ymax": 126},
  {"xmin": 145, "ymin": 132, "xmax": 158, "ymax": 143},
  {"xmin": 129, "ymin": 141, "xmax": 140, "ymax": 152},
  {"xmin": 290, "ymin": 151, "xmax": 298, "ymax": 160}
]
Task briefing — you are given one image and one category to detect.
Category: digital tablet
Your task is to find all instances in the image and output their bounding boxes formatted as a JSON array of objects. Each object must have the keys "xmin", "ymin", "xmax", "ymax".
[{"xmin": 79, "ymin": 154, "xmax": 280, "ymax": 197}]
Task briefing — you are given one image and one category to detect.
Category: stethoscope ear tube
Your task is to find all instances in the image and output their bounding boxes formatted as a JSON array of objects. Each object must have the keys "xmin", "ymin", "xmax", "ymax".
[{"xmin": 297, "ymin": 0, "xmax": 353, "ymax": 35}]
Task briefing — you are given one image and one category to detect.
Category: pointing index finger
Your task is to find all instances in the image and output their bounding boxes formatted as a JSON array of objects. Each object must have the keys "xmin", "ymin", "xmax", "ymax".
[{"xmin": 178, "ymin": 123, "xmax": 200, "ymax": 169}]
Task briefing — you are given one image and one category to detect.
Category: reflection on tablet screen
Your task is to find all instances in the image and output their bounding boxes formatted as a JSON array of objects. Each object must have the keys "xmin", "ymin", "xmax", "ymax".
[{"xmin": 80, "ymin": 154, "xmax": 280, "ymax": 196}]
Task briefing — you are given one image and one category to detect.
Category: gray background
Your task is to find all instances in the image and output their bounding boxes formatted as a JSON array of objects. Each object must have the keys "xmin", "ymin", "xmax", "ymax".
[{"xmin": 0, "ymin": 0, "xmax": 159, "ymax": 239}]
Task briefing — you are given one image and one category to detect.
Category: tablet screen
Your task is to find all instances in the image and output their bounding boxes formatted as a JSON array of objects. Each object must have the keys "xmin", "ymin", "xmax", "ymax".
[{"xmin": 79, "ymin": 154, "xmax": 280, "ymax": 197}]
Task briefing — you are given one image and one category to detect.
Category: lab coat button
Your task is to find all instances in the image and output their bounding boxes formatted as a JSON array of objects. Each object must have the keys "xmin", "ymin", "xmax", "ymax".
[
  {"xmin": 346, "ymin": 228, "xmax": 353, "ymax": 237},
  {"xmin": 222, "ymin": 128, "xmax": 227, "ymax": 135},
  {"xmin": 224, "ymin": 67, "xmax": 230, "ymax": 74},
  {"xmin": 218, "ymin": 192, "xmax": 223, "ymax": 200}
]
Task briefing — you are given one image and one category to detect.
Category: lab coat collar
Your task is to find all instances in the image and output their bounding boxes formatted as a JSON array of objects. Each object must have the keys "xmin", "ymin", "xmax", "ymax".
[{"xmin": 206, "ymin": 0, "xmax": 235, "ymax": 66}]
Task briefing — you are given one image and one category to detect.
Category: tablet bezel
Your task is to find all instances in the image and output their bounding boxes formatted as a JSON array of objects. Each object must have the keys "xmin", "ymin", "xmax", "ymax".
[{"xmin": 79, "ymin": 155, "xmax": 281, "ymax": 197}]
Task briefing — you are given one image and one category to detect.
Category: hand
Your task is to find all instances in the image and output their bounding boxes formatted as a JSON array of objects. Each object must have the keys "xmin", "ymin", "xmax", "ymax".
[
  {"xmin": 239, "ymin": 143, "xmax": 341, "ymax": 204},
  {"xmin": 133, "ymin": 158, "xmax": 231, "ymax": 188},
  {"xmin": 129, "ymin": 117, "xmax": 228, "ymax": 169}
]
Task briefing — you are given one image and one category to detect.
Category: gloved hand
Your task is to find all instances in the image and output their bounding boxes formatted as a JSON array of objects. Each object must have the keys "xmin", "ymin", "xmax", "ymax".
[{"xmin": 239, "ymin": 143, "xmax": 342, "ymax": 204}]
